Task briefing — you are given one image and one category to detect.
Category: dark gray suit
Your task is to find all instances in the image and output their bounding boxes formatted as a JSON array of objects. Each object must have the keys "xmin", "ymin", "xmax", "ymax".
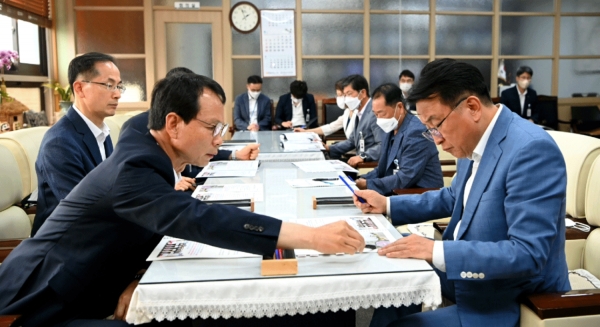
[{"xmin": 233, "ymin": 93, "xmax": 272, "ymax": 131}]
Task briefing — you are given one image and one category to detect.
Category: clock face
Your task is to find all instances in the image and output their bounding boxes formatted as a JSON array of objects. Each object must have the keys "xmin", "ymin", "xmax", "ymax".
[{"xmin": 230, "ymin": 3, "xmax": 260, "ymax": 33}]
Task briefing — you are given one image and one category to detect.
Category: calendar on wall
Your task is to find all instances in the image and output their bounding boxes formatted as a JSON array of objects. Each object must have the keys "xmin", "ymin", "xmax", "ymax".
[{"xmin": 260, "ymin": 10, "xmax": 296, "ymax": 78}]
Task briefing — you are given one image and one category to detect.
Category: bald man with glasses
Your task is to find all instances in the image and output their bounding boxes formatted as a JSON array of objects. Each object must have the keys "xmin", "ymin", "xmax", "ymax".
[{"xmin": 32, "ymin": 52, "xmax": 125, "ymax": 236}]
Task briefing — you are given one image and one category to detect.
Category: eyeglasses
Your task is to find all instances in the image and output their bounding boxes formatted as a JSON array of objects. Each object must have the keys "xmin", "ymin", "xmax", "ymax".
[
  {"xmin": 81, "ymin": 80, "xmax": 126, "ymax": 94},
  {"xmin": 422, "ymin": 96, "xmax": 469, "ymax": 142},
  {"xmin": 193, "ymin": 118, "xmax": 229, "ymax": 138}
]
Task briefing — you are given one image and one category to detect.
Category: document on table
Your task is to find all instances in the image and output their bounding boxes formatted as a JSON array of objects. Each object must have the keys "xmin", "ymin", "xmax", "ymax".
[
  {"xmin": 293, "ymin": 160, "xmax": 337, "ymax": 172},
  {"xmin": 328, "ymin": 160, "xmax": 359, "ymax": 173},
  {"xmin": 280, "ymin": 142, "xmax": 324, "ymax": 152},
  {"xmin": 286, "ymin": 178, "xmax": 345, "ymax": 188},
  {"xmin": 290, "ymin": 216, "xmax": 400, "ymax": 256},
  {"xmin": 258, "ymin": 152, "xmax": 325, "ymax": 162},
  {"xmin": 191, "ymin": 183, "xmax": 264, "ymax": 202},
  {"xmin": 219, "ymin": 145, "xmax": 245, "ymax": 153},
  {"xmin": 279, "ymin": 132, "xmax": 321, "ymax": 143},
  {"xmin": 196, "ymin": 160, "xmax": 259, "ymax": 178},
  {"xmin": 147, "ymin": 236, "xmax": 260, "ymax": 261}
]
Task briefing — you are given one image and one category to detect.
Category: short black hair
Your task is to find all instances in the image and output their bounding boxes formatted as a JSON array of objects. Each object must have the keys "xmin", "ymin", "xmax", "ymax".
[
  {"xmin": 399, "ymin": 70, "xmax": 415, "ymax": 81},
  {"xmin": 372, "ymin": 83, "xmax": 405, "ymax": 109},
  {"xmin": 407, "ymin": 58, "xmax": 492, "ymax": 108},
  {"xmin": 342, "ymin": 74, "xmax": 370, "ymax": 97},
  {"xmin": 334, "ymin": 78, "xmax": 345, "ymax": 92},
  {"xmin": 166, "ymin": 67, "xmax": 194, "ymax": 78},
  {"xmin": 247, "ymin": 75, "xmax": 263, "ymax": 84},
  {"xmin": 290, "ymin": 80, "xmax": 308, "ymax": 99},
  {"xmin": 516, "ymin": 66, "xmax": 533, "ymax": 77},
  {"xmin": 68, "ymin": 52, "xmax": 117, "ymax": 94},
  {"xmin": 148, "ymin": 74, "xmax": 226, "ymax": 130}
]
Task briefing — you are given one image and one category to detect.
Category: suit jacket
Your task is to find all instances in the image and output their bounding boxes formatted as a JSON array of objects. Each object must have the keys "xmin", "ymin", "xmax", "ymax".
[
  {"xmin": 388, "ymin": 106, "xmax": 569, "ymax": 326},
  {"xmin": 500, "ymin": 85, "xmax": 539, "ymax": 123},
  {"xmin": 329, "ymin": 100, "xmax": 383, "ymax": 162},
  {"xmin": 274, "ymin": 93, "xmax": 318, "ymax": 128},
  {"xmin": 31, "ymin": 107, "xmax": 113, "ymax": 236},
  {"xmin": 233, "ymin": 92, "xmax": 272, "ymax": 131},
  {"xmin": 0, "ymin": 125, "xmax": 281, "ymax": 326},
  {"xmin": 361, "ymin": 114, "xmax": 443, "ymax": 195}
]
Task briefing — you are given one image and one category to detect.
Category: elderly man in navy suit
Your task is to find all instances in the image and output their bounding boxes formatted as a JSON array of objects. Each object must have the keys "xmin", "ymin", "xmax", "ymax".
[
  {"xmin": 0, "ymin": 73, "xmax": 364, "ymax": 327},
  {"xmin": 500, "ymin": 65, "xmax": 538, "ymax": 123},
  {"xmin": 233, "ymin": 75, "xmax": 272, "ymax": 131},
  {"xmin": 355, "ymin": 59, "xmax": 569, "ymax": 327},
  {"xmin": 31, "ymin": 52, "xmax": 124, "ymax": 236},
  {"xmin": 355, "ymin": 83, "xmax": 443, "ymax": 196}
]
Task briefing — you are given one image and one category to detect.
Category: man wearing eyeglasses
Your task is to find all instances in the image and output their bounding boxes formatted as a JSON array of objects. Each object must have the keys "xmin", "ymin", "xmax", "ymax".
[
  {"xmin": 0, "ymin": 73, "xmax": 365, "ymax": 326},
  {"xmin": 354, "ymin": 59, "xmax": 569, "ymax": 327},
  {"xmin": 31, "ymin": 52, "xmax": 124, "ymax": 236}
]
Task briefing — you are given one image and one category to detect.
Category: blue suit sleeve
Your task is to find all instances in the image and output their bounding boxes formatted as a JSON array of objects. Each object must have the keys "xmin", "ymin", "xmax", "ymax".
[
  {"xmin": 274, "ymin": 96, "xmax": 286, "ymax": 126},
  {"xmin": 258, "ymin": 97, "xmax": 272, "ymax": 131},
  {"xmin": 233, "ymin": 95, "xmax": 248, "ymax": 131},
  {"xmin": 363, "ymin": 119, "xmax": 383, "ymax": 162}
]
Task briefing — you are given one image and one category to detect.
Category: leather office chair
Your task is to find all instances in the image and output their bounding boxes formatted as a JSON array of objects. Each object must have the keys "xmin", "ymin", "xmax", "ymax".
[
  {"xmin": 520, "ymin": 156, "xmax": 600, "ymax": 327},
  {"xmin": 569, "ymin": 106, "xmax": 600, "ymax": 138},
  {"xmin": 0, "ymin": 144, "xmax": 30, "ymax": 241},
  {"xmin": 321, "ymin": 98, "xmax": 346, "ymax": 142}
]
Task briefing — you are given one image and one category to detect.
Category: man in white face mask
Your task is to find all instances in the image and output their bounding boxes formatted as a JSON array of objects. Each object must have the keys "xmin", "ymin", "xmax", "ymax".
[
  {"xmin": 326, "ymin": 74, "xmax": 384, "ymax": 167},
  {"xmin": 233, "ymin": 75, "xmax": 273, "ymax": 131},
  {"xmin": 354, "ymin": 83, "xmax": 443, "ymax": 195},
  {"xmin": 499, "ymin": 65, "xmax": 538, "ymax": 123}
]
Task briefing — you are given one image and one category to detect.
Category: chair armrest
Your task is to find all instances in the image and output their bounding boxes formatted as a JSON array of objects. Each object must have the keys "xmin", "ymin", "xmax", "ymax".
[
  {"xmin": 393, "ymin": 188, "xmax": 440, "ymax": 195},
  {"xmin": 566, "ymin": 217, "xmax": 596, "ymax": 240},
  {"xmin": 522, "ymin": 290, "xmax": 600, "ymax": 320},
  {"xmin": 432, "ymin": 222, "xmax": 448, "ymax": 235},
  {"xmin": 0, "ymin": 239, "xmax": 24, "ymax": 263},
  {"xmin": 0, "ymin": 315, "xmax": 20, "ymax": 327},
  {"xmin": 356, "ymin": 161, "xmax": 378, "ymax": 169}
]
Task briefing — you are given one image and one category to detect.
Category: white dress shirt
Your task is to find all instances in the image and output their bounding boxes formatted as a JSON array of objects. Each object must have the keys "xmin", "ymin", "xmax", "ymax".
[
  {"xmin": 72, "ymin": 104, "xmax": 110, "ymax": 160},
  {"xmin": 291, "ymin": 96, "xmax": 306, "ymax": 127},
  {"xmin": 431, "ymin": 104, "xmax": 503, "ymax": 272},
  {"xmin": 248, "ymin": 93, "xmax": 258, "ymax": 125},
  {"xmin": 321, "ymin": 109, "xmax": 356, "ymax": 138},
  {"xmin": 518, "ymin": 88, "xmax": 528, "ymax": 116}
]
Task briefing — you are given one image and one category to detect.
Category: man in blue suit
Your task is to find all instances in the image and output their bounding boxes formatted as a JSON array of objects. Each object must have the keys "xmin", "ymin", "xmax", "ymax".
[
  {"xmin": 355, "ymin": 83, "xmax": 443, "ymax": 196},
  {"xmin": 327, "ymin": 75, "xmax": 384, "ymax": 167},
  {"xmin": 31, "ymin": 52, "xmax": 123, "ymax": 236},
  {"xmin": 0, "ymin": 73, "xmax": 364, "ymax": 326},
  {"xmin": 233, "ymin": 75, "xmax": 272, "ymax": 131},
  {"xmin": 500, "ymin": 65, "xmax": 538, "ymax": 123},
  {"xmin": 274, "ymin": 80, "xmax": 318, "ymax": 129},
  {"xmin": 354, "ymin": 59, "xmax": 569, "ymax": 327}
]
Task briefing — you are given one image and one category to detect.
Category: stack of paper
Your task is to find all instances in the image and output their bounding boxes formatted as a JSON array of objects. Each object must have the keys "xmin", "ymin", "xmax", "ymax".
[
  {"xmin": 280, "ymin": 142, "xmax": 324, "ymax": 152},
  {"xmin": 286, "ymin": 178, "xmax": 345, "ymax": 188},
  {"xmin": 293, "ymin": 161, "xmax": 336, "ymax": 172},
  {"xmin": 279, "ymin": 132, "xmax": 321, "ymax": 143},
  {"xmin": 196, "ymin": 161, "xmax": 259, "ymax": 178},
  {"xmin": 328, "ymin": 160, "xmax": 359, "ymax": 173},
  {"xmin": 147, "ymin": 236, "xmax": 260, "ymax": 261},
  {"xmin": 257, "ymin": 152, "xmax": 325, "ymax": 162},
  {"xmin": 191, "ymin": 183, "xmax": 264, "ymax": 202}
]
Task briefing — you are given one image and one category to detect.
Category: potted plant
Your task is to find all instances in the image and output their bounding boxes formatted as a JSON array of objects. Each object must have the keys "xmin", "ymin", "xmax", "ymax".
[{"xmin": 43, "ymin": 82, "xmax": 73, "ymax": 113}]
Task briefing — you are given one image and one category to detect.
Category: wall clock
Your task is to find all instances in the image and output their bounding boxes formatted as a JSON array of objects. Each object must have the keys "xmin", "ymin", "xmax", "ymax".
[{"xmin": 229, "ymin": 2, "xmax": 260, "ymax": 34}]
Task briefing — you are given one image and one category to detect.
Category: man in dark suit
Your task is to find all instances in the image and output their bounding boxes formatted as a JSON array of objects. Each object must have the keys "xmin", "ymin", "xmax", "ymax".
[
  {"xmin": 233, "ymin": 75, "xmax": 272, "ymax": 131},
  {"xmin": 326, "ymin": 75, "xmax": 384, "ymax": 167},
  {"xmin": 500, "ymin": 65, "xmax": 538, "ymax": 123},
  {"xmin": 0, "ymin": 73, "xmax": 364, "ymax": 327},
  {"xmin": 274, "ymin": 80, "xmax": 318, "ymax": 129},
  {"xmin": 355, "ymin": 59, "xmax": 569, "ymax": 327},
  {"xmin": 31, "ymin": 52, "xmax": 124, "ymax": 236},
  {"xmin": 355, "ymin": 84, "xmax": 443, "ymax": 195}
]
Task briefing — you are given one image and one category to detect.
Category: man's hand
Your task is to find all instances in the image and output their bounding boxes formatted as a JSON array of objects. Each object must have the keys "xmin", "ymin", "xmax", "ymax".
[
  {"xmin": 247, "ymin": 123, "xmax": 259, "ymax": 132},
  {"xmin": 277, "ymin": 221, "xmax": 365, "ymax": 254},
  {"xmin": 323, "ymin": 143, "xmax": 330, "ymax": 151},
  {"xmin": 234, "ymin": 143, "xmax": 260, "ymax": 160},
  {"xmin": 355, "ymin": 178, "xmax": 367, "ymax": 190},
  {"xmin": 377, "ymin": 234, "xmax": 434, "ymax": 263},
  {"xmin": 175, "ymin": 177, "xmax": 196, "ymax": 191},
  {"xmin": 347, "ymin": 155, "xmax": 364, "ymax": 167},
  {"xmin": 353, "ymin": 189, "xmax": 387, "ymax": 214},
  {"xmin": 282, "ymin": 121, "xmax": 293, "ymax": 128},
  {"xmin": 293, "ymin": 127, "xmax": 306, "ymax": 132},
  {"xmin": 113, "ymin": 279, "xmax": 139, "ymax": 321}
]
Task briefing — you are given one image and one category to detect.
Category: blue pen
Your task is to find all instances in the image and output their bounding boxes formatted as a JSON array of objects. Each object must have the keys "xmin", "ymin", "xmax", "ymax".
[{"xmin": 338, "ymin": 175, "xmax": 366, "ymax": 203}]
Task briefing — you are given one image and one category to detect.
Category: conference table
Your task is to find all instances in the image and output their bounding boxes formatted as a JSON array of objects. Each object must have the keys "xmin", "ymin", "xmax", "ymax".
[{"xmin": 125, "ymin": 131, "xmax": 441, "ymax": 325}]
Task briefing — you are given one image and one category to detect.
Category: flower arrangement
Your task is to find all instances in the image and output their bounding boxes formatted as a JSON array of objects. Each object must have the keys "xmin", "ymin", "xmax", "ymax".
[{"xmin": 0, "ymin": 50, "xmax": 19, "ymax": 103}]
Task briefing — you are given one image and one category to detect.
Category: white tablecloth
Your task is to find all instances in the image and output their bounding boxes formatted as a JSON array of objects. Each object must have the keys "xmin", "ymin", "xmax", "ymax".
[{"xmin": 126, "ymin": 271, "xmax": 441, "ymax": 324}]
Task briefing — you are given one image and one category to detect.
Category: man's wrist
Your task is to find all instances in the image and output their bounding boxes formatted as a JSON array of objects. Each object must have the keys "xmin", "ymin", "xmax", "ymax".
[{"xmin": 231, "ymin": 150, "xmax": 237, "ymax": 160}]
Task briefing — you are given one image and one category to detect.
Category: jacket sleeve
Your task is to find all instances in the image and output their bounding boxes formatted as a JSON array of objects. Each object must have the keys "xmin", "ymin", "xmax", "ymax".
[
  {"xmin": 530, "ymin": 89, "xmax": 539, "ymax": 123},
  {"xmin": 274, "ymin": 96, "xmax": 287, "ymax": 126},
  {"xmin": 258, "ymin": 96, "xmax": 272, "ymax": 131},
  {"xmin": 363, "ymin": 117, "xmax": 383, "ymax": 162},
  {"xmin": 307, "ymin": 95, "xmax": 318, "ymax": 128},
  {"xmin": 233, "ymin": 95, "xmax": 248, "ymax": 131},
  {"xmin": 329, "ymin": 133, "xmax": 356, "ymax": 159}
]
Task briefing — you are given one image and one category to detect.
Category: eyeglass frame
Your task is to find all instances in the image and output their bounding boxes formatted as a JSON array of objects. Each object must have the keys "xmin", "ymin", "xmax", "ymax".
[
  {"xmin": 81, "ymin": 80, "xmax": 126, "ymax": 94},
  {"xmin": 193, "ymin": 118, "xmax": 229, "ymax": 138},
  {"xmin": 422, "ymin": 96, "xmax": 469, "ymax": 142}
]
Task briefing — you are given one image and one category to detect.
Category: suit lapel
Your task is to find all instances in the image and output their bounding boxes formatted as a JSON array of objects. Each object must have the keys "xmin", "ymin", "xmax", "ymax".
[
  {"xmin": 105, "ymin": 135, "xmax": 114, "ymax": 157},
  {"xmin": 386, "ymin": 115, "xmax": 410, "ymax": 170},
  {"xmin": 443, "ymin": 159, "xmax": 472, "ymax": 240},
  {"xmin": 455, "ymin": 107, "xmax": 510, "ymax": 240},
  {"xmin": 68, "ymin": 108, "xmax": 104, "ymax": 166}
]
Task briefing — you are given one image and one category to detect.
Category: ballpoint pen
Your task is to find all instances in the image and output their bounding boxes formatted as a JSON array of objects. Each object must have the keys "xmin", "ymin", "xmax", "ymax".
[
  {"xmin": 338, "ymin": 175, "xmax": 366, "ymax": 203},
  {"xmin": 312, "ymin": 178, "xmax": 338, "ymax": 181}
]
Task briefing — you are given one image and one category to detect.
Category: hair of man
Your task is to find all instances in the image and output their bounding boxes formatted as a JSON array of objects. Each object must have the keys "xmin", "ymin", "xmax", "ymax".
[
  {"xmin": 247, "ymin": 75, "xmax": 263, "ymax": 84},
  {"xmin": 372, "ymin": 83, "xmax": 406, "ymax": 109},
  {"xmin": 290, "ymin": 80, "xmax": 308, "ymax": 99},
  {"xmin": 68, "ymin": 52, "xmax": 117, "ymax": 93},
  {"xmin": 399, "ymin": 69, "xmax": 415, "ymax": 80},
  {"xmin": 148, "ymin": 74, "xmax": 226, "ymax": 130},
  {"xmin": 342, "ymin": 74, "xmax": 370, "ymax": 97},
  {"xmin": 166, "ymin": 67, "xmax": 194, "ymax": 78},
  {"xmin": 516, "ymin": 65, "xmax": 533, "ymax": 77}
]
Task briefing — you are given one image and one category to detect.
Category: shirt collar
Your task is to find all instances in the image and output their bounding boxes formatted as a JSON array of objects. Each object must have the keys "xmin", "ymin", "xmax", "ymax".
[
  {"xmin": 357, "ymin": 98, "xmax": 371, "ymax": 119},
  {"xmin": 72, "ymin": 104, "xmax": 110, "ymax": 139},
  {"xmin": 469, "ymin": 104, "xmax": 503, "ymax": 163},
  {"xmin": 518, "ymin": 87, "xmax": 528, "ymax": 96}
]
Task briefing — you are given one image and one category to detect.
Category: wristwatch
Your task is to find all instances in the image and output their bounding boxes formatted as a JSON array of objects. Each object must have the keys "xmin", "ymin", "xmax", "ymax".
[{"xmin": 359, "ymin": 154, "xmax": 368, "ymax": 160}]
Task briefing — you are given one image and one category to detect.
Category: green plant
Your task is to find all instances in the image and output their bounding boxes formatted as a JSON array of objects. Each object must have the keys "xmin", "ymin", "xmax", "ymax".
[{"xmin": 43, "ymin": 82, "xmax": 72, "ymax": 102}]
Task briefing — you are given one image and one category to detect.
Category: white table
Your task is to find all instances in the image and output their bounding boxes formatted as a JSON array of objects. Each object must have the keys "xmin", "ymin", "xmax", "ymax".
[{"xmin": 126, "ymin": 140, "xmax": 441, "ymax": 324}]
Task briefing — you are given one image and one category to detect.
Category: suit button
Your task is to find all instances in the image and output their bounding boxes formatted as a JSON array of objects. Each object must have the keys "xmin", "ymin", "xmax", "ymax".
[
  {"xmin": 479, "ymin": 273, "xmax": 485, "ymax": 279},
  {"xmin": 472, "ymin": 273, "xmax": 479, "ymax": 279},
  {"xmin": 467, "ymin": 272, "xmax": 473, "ymax": 278},
  {"xmin": 244, "ymin": 224, "xmax": 250, "ymax": 230},
  {"xmin": 258, "ymin": 226, "xmax": 264, "ymax": 232},
  {"xmin": 460, "ymin": 271, "xmax": 467, "ymax": 278}
]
